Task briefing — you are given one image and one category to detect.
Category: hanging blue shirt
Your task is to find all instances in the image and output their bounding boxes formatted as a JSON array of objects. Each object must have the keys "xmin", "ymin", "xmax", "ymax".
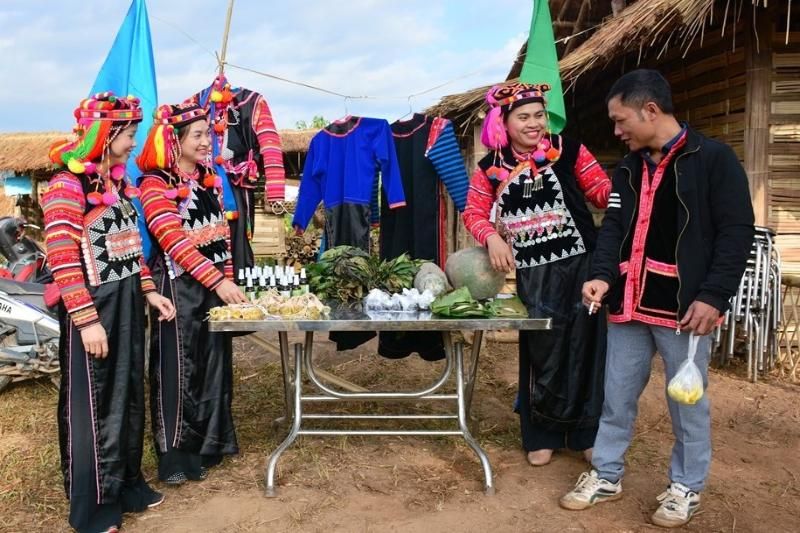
[{"xmin": 293, "ymin": 117, "xmax": 406, "ymax": 230}]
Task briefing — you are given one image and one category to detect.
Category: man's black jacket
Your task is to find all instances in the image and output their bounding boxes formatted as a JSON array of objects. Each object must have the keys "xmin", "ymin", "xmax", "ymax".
[{"xmin": 591, "ymin": 126, "xmax": 755, "ymax": 319}]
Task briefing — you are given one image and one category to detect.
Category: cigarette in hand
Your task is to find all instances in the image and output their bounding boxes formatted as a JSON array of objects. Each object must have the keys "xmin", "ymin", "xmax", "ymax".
[{"xmin": 588, "ymin": 302, "xmax": 596, "ymax": 315}]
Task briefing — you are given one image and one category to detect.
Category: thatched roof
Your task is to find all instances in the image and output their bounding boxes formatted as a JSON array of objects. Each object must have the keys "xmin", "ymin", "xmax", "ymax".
[
  {"xmin": 559, "ymin": 0, "xmax": 717, "ymax": 84},
  {"xmin": 427, "ymin": 0, "xmax": 777, "ymax": 127},
  {"xmin": 0, "ymin": 132, "xmax": 63, "ymax": 173},
  {"xmin": 0, "ymin": 129, "xmax": 318, "ymax": 173},
  {"xmin": 282, "ymin": 129, "xmax": 318, "ymax": 153}
]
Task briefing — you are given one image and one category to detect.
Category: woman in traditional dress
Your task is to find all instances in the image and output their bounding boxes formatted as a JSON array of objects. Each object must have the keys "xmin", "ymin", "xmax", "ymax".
[
  {"xmin": 137, "ymin": 103, "xmax": 247, "ymax": 486},
  {"xmin": 463, "ymin": 83, "xmax": 611, "ymax": 466},
  {"xmin": 44, "ymin": 92, "xmax": 176, "ymax": 533}
]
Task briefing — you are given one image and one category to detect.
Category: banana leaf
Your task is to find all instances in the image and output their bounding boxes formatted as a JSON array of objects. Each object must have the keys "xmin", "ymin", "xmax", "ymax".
[
  {"xmin": 431, "ymin": 287, "xmax": 491, "ymax": 317},
  {"xmin": 486, "ymin": 296, "xmax": 529, "ymax": 318}
]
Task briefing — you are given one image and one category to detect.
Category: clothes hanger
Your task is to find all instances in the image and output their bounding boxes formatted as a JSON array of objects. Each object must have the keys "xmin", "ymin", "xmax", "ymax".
[
  {"xmin": 396, "ymin": 96, "xmax": 415, "ymax": 122},
  {"xmin": 332, "ymin": 96, "xmax": 352, "ymax": 124}
]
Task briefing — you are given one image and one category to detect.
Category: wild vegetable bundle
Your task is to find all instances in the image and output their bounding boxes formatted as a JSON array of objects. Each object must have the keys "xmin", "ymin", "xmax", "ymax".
[{"xmin": 307, "ymin": 246, "xmax": 421, "ymax": 301}]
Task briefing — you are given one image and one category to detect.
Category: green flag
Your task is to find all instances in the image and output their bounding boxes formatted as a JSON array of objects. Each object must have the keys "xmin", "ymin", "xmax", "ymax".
[{"xmin": 519, "ymin": 0, "xmax": 566, "ymax": 133}]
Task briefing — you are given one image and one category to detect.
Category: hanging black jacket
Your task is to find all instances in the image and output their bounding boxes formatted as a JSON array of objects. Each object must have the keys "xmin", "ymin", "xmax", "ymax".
[{"xmin": 591, "ymin": 126, "xmax": 755, "ymax": 318}]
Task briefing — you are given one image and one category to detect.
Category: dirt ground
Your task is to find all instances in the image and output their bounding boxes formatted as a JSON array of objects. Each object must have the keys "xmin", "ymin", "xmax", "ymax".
[{"xmin": 1, "ymin": 333, "xmax": 798, "ymax": 532}]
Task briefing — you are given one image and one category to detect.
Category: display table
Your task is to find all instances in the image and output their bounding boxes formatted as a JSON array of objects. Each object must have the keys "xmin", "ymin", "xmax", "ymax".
[{"xmin": 209, "ymin": 304, "xmax": 551, "ymax": 495}]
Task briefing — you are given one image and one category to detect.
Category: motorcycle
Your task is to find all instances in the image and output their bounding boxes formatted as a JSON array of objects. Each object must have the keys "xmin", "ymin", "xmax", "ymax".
[{"xmin": 0, "ymin": 216, "xmax": 60, "ymax": 393}]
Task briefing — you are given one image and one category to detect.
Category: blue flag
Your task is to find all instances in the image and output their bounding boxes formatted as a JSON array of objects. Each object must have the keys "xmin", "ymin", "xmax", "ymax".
[{"xmin": 90, "ymin": 0, "xmax": 157, "ymax": 258}]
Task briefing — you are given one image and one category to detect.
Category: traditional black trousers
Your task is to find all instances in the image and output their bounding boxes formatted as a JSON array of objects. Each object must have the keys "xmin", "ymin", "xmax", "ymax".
[
  {"xmin": 58, "ymin": 275, "xmax": 158, "ymax": 533},
  {"xmin": 148, "ymin": 259, "xmax": 238, "ymax": 481},
  {"xmin": 516, "ymin": 253, "xmax": 606, "ymax": 452}
]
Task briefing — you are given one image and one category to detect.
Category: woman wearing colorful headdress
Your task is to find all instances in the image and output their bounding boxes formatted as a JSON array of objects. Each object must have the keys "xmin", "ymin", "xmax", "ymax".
[
  {"xmin": 463, "ymin": 83, "xmax": 611, "ymax": 467},
  {"xmin": 44, "ymin": 92, "xmax": 176, "ymax": 533},
  {"xmin": 137, "ymin": 103, "xmax": 247, "ymax": 486}
]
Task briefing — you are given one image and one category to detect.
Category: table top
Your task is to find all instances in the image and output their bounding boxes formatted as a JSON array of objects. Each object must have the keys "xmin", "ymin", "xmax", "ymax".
[{"xmin": 208, "ymin": 303, "xmax": 551, "ymax": 332}]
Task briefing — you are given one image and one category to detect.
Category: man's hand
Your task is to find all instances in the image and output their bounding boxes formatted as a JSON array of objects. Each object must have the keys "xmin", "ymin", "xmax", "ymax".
[
  {"xmin": 582, "ymin": 279, "xmax": 610, "ymax": 313},
  {"xmin": 145, "ymin": 292, "xmax": 176, "ymax": 322},
  {"xmin": 80, "ymin": 323, "xmax": 109, "ymax": 359},
  {"xmin": 679, "ymin": 300, "xmax": 720, "ymax": 336},
  {"xmin": 486, "ymin": 234, "xmax": 514, "ymax": 273}
]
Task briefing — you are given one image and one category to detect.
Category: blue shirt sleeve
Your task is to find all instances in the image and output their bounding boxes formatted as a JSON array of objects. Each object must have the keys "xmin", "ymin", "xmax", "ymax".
[
  {"xmin": 426, "ymin": 120, "xmax": 469, "ymax": 212},
  {"xmin": 374, "ymin": 121, "xmax": 406, "ymax": 209},
  {"xmin": 293, "ymin": 134, "xmax": 325, "ymax": 230}
]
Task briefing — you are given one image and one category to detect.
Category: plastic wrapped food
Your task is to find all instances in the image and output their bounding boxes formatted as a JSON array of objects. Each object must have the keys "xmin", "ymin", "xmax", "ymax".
[
  {"xmin": 364, "ymin": 288, "xmax": 435, "ymax": 312},
  {"xmin": 208, "ymin": 304, "xmax": 265, "ymax": 321},
  {"xmin": 208, "ymin": 291, "xmax": 330, "ymax": 321},
  {"xmin": 254, "ymin": 291, "xmax": 330, "ymax": 319}
]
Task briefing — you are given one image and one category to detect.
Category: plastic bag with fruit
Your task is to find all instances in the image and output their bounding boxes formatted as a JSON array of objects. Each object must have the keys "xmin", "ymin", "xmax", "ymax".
[{"xmin": 667, "ymin": 333, "xmax": 705, "ymax": 405}]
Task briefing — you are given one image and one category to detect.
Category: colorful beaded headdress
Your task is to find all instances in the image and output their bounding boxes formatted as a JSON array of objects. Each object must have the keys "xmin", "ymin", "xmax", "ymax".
[
  {"xmin": 47, "ymin": 92, "xmax": 142, "ymax": 205},
  {"xmin": 74, "ymin": 91, "xmax": 143, "ymax": 122},
  {"xmin": 136, "ymin": 103, "xmax": 208, "ymax": 172},
  {"xmin": 153, "ymin": 103, "xmax": 207, "ymax": 126},
  {"xmin": 480, "ymin": 83, "xmax": 551, "ymax": 150},
  {"xmin": 48, "ymin": 92, "xmax": 143, "ymax": 173}
]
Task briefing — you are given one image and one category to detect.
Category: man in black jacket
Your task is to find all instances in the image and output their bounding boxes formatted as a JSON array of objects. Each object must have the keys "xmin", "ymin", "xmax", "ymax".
[{"xmin": 559, "ymin": 70, "xmax": 754, "ymax": 528}]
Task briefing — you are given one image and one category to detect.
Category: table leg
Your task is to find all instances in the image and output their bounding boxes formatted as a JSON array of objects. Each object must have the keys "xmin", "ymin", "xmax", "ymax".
[
  {"xmin": 464, "ymin": 330, "xmax": 483, "ymax": 417},
  {"xmin": 265, "ymin": 341, "xmax": 304, "ymax": 497},
  {"xmin": 272, "ymin": 331, "xmax": 293, "ymax": 429},
  {"xmin": 443, "ymin": 332, "xmax": 494, "ymax": 495}
]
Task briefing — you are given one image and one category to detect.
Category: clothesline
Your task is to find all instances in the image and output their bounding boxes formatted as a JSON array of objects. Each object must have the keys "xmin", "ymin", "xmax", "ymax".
[{"xmin": 150, "ymin": 12, "xmax": 608, "ymax": 105}]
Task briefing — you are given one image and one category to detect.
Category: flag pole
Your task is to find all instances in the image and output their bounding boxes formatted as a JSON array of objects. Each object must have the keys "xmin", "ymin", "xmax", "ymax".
[{"xmin": 218, "ymin": 0, "xmax": 236, "ymax": 75}]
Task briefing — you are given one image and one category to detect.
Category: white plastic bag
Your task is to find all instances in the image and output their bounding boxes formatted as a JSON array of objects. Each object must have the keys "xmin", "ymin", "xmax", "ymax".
[{"xmin": 667, "ymin": 333, "xmax": 705, "ymax": 405}]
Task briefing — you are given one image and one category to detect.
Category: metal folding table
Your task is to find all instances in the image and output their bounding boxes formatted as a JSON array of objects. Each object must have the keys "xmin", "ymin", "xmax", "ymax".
[{"xmin": 209, "ymin": 305, "xmax": 550, "ymax": 496}]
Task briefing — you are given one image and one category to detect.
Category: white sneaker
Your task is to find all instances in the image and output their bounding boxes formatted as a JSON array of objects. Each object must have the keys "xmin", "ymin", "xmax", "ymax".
[
  {"xmin": 559, "ymin": 470, "xmax": 623, "ymax": 510},
  {"xmin": 651, "ymin": 482, "xmax": 701, "ymax": 528}
]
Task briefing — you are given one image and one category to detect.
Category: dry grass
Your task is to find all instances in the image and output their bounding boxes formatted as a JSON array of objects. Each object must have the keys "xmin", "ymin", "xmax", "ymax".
[
  {"xmin": 0, "ymin": 335, "xmax": 521, "ymax": 531},
  {"xmin": 0, "ymin": 380, "xmax": 66, "ymax": 531}
]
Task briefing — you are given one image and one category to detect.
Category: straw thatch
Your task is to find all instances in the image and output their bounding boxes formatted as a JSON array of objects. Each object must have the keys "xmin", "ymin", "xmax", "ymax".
[
  {"xmin": 426, "ymin": 0, "xmax": 784, "ymax": 127},
  {"xmin": 0, "ymin": 132, "xmax": 63, "ymax": 173},
  {"xmin": 0, "ymin": 186, "xmax": 18, "ymax": 216},
  {"xmin": 0, "ymin": 129, "xmax": 318, "ymax": 173},
  {"xmin": 558, "ymin": 0, "xmax": 716, "ymax": 83},
  {"xmin": 283, "ymin": 129, "xmax": 319, "ymax": 153}
]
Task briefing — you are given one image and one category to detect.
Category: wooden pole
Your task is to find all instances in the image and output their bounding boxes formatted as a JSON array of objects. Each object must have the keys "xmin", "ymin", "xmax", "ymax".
[
  {"xmin": 218, "ymin": 0, "xmax": 236, "ymax": 75},
  {"xmin": 744, "ymin": 4, "xmax": 772, "ymax": 226},
  {"xmin": 557, "ymin": 0, "xmax": 575, "ymax": 22},
  {"xmin": 565, "ymin": 0, "xmax": 591, "ymax": 55}
]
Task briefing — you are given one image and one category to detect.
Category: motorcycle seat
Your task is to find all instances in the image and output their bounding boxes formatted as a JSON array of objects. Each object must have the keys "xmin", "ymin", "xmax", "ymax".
[{"xmin": 0, "ymin": 278, "xmax": 46, "ymax": 296}]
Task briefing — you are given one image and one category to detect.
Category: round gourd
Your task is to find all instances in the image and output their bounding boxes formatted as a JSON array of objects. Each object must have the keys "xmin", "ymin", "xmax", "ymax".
[{"xmin": 445, "ymin": 246, "xmax": 506, "ymax": 300}]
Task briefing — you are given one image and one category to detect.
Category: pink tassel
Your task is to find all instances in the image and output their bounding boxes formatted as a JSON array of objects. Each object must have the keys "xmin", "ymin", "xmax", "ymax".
[
  {"xmin": 486, "ymin": 166, "xmax": 510, "ymax": 182},
  {"xmin": 110, "ymin": 164, "xmax": 125, "ymax": 181},
  {"xmin": 102, "ymin": 191, "xmax": 117, "ymax": 206},
  {"xmin": 480, "ymin": 106, "xmax": 508, "ymax": 150},
  {"xmin": 164, "ymin": 188, "xmax": 178, "ymax": 200}
]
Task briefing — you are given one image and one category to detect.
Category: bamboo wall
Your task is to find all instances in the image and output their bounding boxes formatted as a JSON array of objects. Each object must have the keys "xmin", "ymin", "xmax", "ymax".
[{"xmin": 768, "ymin": 16, "xmax": 800, "ymax": 274}]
